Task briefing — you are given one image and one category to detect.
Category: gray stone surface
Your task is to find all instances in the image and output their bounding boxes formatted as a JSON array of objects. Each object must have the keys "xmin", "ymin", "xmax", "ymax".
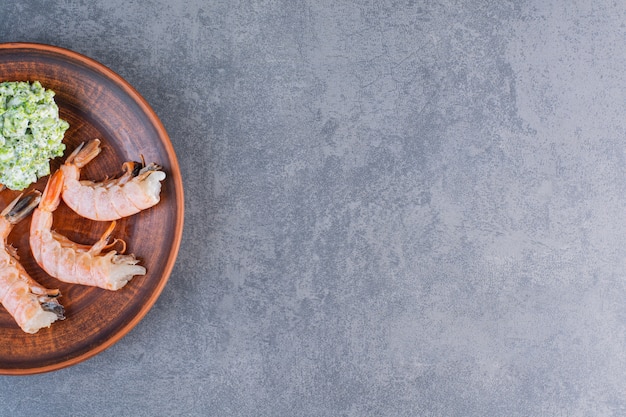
[{"xmin": 1, "ymin": 0, "xmax": 626, "ymax": 415}]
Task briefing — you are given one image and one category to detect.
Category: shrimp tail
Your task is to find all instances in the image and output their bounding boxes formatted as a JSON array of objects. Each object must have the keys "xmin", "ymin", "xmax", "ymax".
[
  {"xmin": 66, "ymin": 139, "xmax": 102, "ymax": 168},
  {"xmin": 39, "ymin": 170, "xmax": 64, "ymax": 212},
  {"xmin": 40, "ymin": 300, "xmax": 66, "ymax": 320},
  {"xmin": 35, "ymin": 286, "xmax": 66, "ymax": 320},
  {"xmin": 1, "ymin": 190, "xmax": 42, "ymax": 224},
  {"xmin": 19, "ymin": 291, "xmax": 66, "ymax": 332}
]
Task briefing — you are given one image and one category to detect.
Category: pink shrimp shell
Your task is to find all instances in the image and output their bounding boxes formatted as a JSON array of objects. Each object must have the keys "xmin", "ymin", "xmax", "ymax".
[{"xmin": 60, "ymin": 164, "xmax": 166, "ymax": 221}]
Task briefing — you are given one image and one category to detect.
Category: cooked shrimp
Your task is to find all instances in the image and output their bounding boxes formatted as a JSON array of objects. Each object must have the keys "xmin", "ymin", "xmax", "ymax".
[
  {"xmin": 60, "ymin": 139, "xmax": 166, "ymax": 221},
  {"xmin": 0, "ymin": 191, "xmax": 65, "ymax": 333},
  {"xmin": 30, "ymin": 170, "xmax": 147, "ymax": 291}
]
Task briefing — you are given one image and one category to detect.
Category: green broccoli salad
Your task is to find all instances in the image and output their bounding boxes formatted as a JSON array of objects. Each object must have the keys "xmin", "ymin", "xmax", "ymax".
[{"xmin": 0, "ymin": 81, "xmax": 68, "ymax": 190}]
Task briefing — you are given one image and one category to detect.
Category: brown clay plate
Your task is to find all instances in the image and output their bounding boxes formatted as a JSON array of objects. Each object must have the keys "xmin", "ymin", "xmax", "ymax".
[{"xmin": 0, "ymin": 43, "xmax": 184, "ymax": 374}]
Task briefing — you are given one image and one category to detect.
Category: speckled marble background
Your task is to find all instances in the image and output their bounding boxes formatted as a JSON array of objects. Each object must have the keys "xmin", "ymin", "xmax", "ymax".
[{"xmin": 1, "ymin": 0, "xmax": 626, "ymax": 416}]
